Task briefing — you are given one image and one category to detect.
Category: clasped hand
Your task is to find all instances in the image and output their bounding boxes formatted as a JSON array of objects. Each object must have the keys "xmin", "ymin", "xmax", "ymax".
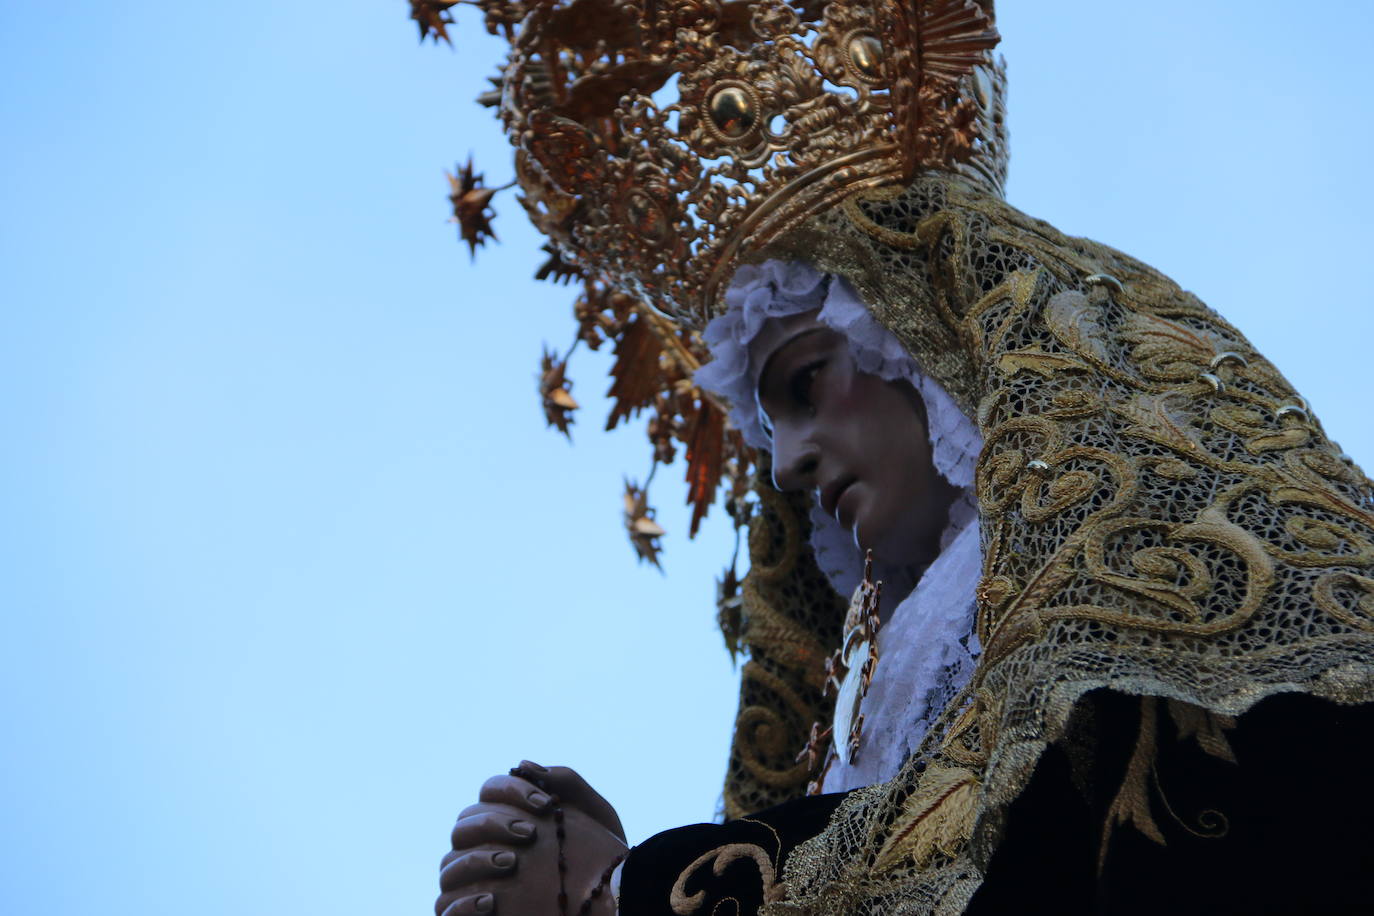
[{"xmin": 437, "ymin": 761, "xmax": 629, "ymax": 916}]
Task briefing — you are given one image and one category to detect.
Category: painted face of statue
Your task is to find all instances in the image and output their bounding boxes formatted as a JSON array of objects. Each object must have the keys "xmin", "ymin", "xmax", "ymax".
[{"xmin": 752, "ymin": 311, "xmax": 955, "ymax": 567}]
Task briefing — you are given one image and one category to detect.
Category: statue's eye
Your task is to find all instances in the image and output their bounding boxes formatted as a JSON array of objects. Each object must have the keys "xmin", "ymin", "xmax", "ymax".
[{"xmin": 789, "ymin": 360, "xmax": 826, "ymax": 409}]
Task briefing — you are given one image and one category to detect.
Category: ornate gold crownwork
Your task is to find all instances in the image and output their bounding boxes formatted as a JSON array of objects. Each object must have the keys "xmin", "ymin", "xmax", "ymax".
[{"xmin": 500, "ymin": 0, "xmax": 1004, "ymax": 326}]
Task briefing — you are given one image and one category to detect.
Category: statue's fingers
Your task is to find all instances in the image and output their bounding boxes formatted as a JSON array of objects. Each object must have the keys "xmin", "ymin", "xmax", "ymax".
[
  {"xmin": 439, "ymin": 893, "xmax": 495, "ymax": 916},
  {"xmin": 477, "ymin": 773, "xmax": 555, "ymax": 814},
  {"xmin": 457, "ymin": 800, "xmax": 534, "ymax": 822},
  {"xmin": 521, "ymin": 761, "xmax": 626, "ymax": 841},
  {"xmin": 451, "ymin": 809, "xmax": 537, "ymax": 849},
  {"xmin": 439, "ymin": 849, "xmax": 517, "ymax": 893}
]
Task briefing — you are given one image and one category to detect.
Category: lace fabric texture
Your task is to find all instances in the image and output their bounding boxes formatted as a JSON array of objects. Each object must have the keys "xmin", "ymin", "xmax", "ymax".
[
  {"xmin": 696, "ymin": 263, "xmax": 987, "ymax": 799},
  {"xmin": 734, "ymin": 173, "xmax": 1374, "ymax": 915},
  {"xmin": 820, "ymin": 499, "xmax": 983, "ymax": 794}
]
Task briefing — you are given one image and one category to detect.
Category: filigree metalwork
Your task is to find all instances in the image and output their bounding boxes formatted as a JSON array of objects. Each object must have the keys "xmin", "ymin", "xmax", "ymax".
[{"xmin": 500, "ymin": 0, "xmax": 1003, "ymax": 325}]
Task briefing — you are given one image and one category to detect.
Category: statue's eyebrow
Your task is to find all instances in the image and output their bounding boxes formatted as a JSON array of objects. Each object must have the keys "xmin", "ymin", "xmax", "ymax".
[{"xmin": 754, "ymin": 326, "xmax": 828, "ymax": 403}]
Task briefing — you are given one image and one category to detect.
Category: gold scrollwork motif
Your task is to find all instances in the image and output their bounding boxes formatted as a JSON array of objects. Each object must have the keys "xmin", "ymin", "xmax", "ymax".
[
  {"xmin": 671, "ymin": 843, "xmax": 781, "ymax": 914},
  {"xmin": 1313, "ymin": 571, "xmax": 1374, "ymax": 630},
  {"xmin": 974, "ymin": 416, "xmax": 1062, "ymax": 512},
  {"xmin": 724, "ymin": 475, "xmax": 845, "ymax": 819},
  {"xmin": 1118, "ymin": 310, "xmax": 1223, "ymax": 383},
  {"xmin": 1290, "ymin": 448, "xmax": 1362, "ymax": 488},
  {"xmin": 1040, "ymin": 509, "xmax": 1275, "ymax": 636},
  {"xmin": 1210, "ymin": 405, "xmax": 1311, "ymax": 455},
  {"xmin": 747, "ymin": 479, "xmax": 804, "ymax": 581},
  {"xmin": 1017, "ymin": 447, "xmax": 1125, "ymax": 525},
  {"xmin": 1110, "ymin": 389, "xmax": 1207, "ymax": 458},
  {"xmin": 1215, "ymin": 484, "xmax": 1374, "ymax": 568},
  {"xmin": 1284, "ymin": 447, "xmax": 1374, "ymax": 510},
  {"xmin": 734, "ymin": 662, "xmax": 821, "ymax": 789}
]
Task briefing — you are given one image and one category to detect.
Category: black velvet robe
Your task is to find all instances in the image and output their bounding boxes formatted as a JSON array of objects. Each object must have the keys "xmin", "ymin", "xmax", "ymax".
[{"xmin": 619, "ymin": 693, "xmax": 1374, "ymax": 915}]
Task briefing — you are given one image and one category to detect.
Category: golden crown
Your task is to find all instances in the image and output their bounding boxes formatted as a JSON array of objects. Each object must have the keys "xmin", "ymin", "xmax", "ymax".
[
  {"xmin": 501, "ymin": 0, "xmax": 1002, "ymax": 326},
  {"xmin": 411, "ymin": 0, "xmax": 1004, "ymax": 569},
  {"xmin": 417, "ymin": 0, "xmax": 1004, "ymax": 321}
]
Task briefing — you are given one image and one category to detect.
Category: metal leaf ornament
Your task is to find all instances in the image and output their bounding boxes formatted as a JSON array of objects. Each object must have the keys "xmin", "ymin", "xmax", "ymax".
[
  {"xmin": 409, "ymin": 0, "xmax": 459, "ymax": 45},
  {"xmin": 683, "ymin": 399, "xmax": 726, "ymax": 537},
  {"xmin": 538, "ymin": 347, "xmax": 579, "ymax": 438},
  {"xmin": 535, "ymin": 243, "xmax": 582, "ymax": 285},
  {"xmin": 623, "ymin": 479, "xmax": 666, "ymax": 569},
  {"xmin": 605, "ymin": 313, "xmax": 664, "ymax": 431},
  {"xmin": 446, "ymin": 157, "xmax": 499, "ymax": 258},
  {"xmin": 716, "ymin": 562, "xmax": 743, "ymax": 664}
]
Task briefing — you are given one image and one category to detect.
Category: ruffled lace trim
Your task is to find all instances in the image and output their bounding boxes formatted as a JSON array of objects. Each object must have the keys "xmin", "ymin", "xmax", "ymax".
[{"xmin": 695, "ymin": 260, "xmax": 832, "ymax": 453}]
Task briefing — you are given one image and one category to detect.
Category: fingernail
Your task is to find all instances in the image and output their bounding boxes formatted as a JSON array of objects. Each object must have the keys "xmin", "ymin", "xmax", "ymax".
[
  {"xmin": 519, "ymin": 759, "xmax": 548, "ymax": 774},
  {"xmin": 510, "ymin": 819, "xmax": 534, "ymax": 837},
  {"xmin": 528, "ymin": 790, "xmax": 551, "ymax": 809},
  {"xmin": 493, "ymin": 850, "xmax": 516, "ymax": 868},
  {"xmin": 474, "ymin": 894, "xmax": 494, "ymax": 914}
]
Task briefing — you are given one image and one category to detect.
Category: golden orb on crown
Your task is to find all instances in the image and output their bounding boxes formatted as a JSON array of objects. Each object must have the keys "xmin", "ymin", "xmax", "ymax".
[{"xmin": 501, "ymin": 0, "xmax": 1003, "ymax": 328}]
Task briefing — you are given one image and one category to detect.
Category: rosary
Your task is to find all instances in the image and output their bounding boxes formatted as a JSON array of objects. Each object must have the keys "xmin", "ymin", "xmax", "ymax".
[{"xmin": 509, "ymin": 763, "xmax": 626, "ymax": 916}]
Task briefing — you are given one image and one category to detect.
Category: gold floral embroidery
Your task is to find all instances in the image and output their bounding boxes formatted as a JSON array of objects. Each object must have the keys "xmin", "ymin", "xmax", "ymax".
[{"xmin": 873, "ymin": 766, "xmax": 981, "ymax": 870}]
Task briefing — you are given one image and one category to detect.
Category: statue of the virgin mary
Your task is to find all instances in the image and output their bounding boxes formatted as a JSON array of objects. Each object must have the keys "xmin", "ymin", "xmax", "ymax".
[{"xmin": 422, "ymin": 1, "xmax": 1374, "ymax": 912}]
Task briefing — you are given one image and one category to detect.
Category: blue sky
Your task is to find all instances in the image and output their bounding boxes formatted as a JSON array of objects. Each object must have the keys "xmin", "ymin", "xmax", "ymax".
[{"xmin": 3, "ymin": 2, "xmax": 1372, "ymax": 915}]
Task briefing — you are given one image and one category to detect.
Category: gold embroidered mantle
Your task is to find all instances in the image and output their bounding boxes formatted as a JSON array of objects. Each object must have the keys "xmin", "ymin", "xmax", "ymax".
[{"xmin": 741, "ymin": 173, "xmax": 1374, "ymax": 913}]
